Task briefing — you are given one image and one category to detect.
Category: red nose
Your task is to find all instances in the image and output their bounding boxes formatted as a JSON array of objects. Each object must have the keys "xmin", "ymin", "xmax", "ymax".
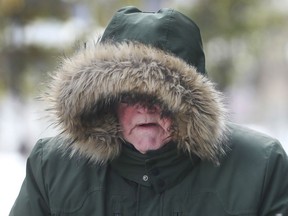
[{"xmin": 135, "ymin": 104, "xmax": 159, "ymax": 114}]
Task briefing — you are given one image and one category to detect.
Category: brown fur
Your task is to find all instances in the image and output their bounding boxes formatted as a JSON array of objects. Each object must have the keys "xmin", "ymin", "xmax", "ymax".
[{"xmin": 44, "ymin": 41, "xmax": 229, "ymax": 164}]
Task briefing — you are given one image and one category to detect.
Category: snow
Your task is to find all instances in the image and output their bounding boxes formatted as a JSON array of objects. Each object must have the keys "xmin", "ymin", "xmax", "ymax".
[{"xmin": 0, "ymin": 152, "xmax": 26, "ymax": 216}]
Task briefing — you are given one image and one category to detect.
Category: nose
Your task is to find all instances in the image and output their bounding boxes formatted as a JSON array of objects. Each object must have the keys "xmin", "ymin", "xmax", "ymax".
[{"xmin": 136, "ymin": 104, "xmax": 159, "ymax": 114}]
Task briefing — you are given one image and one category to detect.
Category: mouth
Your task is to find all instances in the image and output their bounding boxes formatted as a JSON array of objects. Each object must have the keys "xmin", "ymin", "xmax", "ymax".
[{"xmin": 137, "ymin": 123, "xmax": 159, "ymax": 128}]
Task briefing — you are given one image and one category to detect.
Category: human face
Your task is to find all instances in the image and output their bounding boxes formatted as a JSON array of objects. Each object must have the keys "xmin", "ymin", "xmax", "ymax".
[{"xmin": 117, "ymin": 103, "xmax": 172, "ymax": 154}]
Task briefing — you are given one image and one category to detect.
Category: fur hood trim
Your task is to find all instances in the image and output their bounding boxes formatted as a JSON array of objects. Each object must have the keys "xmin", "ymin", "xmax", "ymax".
[{"xmin": 45, "ymin": 41, "xmax": 228, "ymax": 164}]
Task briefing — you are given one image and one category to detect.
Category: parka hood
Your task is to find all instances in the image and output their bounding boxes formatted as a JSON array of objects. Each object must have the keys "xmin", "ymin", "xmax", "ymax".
[
  {"xmin": 101, "ymin": 6, "xmax": 206, "ymax": 75},
  {"xmin": 45, "ymin": 41, "xmax": 228, "ymax": 164}
]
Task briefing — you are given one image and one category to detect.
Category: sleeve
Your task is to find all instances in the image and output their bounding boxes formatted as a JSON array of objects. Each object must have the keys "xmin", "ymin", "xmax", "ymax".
[
  {"xmin": 258, "ymin": 141, "xmax": 288, "ymax": 216},
  {"xmin": 9, "ymin": 139, "xmax": 51, "ymax": 216}
]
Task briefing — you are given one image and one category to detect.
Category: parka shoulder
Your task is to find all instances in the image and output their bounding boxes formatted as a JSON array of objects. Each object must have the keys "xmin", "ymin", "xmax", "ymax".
[
  {"xmin": 227, "ymin": 123, "xmax": 286, "ymax": 164},
  {"xmin": 32, "ymin": 137, "xmax": 108, "ymax": 182},
  {"xmin": 25, "ymin": 138, "xmax": 109, "ymax": 214}
]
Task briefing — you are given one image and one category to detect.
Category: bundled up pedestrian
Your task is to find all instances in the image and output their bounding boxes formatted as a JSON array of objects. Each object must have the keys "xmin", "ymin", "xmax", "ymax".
[{"xmin": 10, "ymin": 6, "xmax": 288, "ymax": 216}]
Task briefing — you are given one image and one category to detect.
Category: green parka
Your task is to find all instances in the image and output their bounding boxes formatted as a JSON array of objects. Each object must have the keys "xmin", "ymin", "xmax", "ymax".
[
  {"xmin": 10, "ymin": 125, "xmax": 288, "ymax": 215},
  {"xmin": 10, "ymin": 6, "xmax": 288, "ymax": 216}
]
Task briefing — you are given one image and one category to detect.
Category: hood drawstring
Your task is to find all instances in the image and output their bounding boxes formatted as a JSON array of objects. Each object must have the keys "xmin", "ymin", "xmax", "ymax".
[
  {"xmin": 136, "ymin": 184, "xmax": 141, "ymax": 216},
  {"xmin": 112, "ymin": 196, "xmax": 122, "ymax": 216},
  {"xmin": 173, "ymin": 197, "xmax": 183, "ymax": 216}
]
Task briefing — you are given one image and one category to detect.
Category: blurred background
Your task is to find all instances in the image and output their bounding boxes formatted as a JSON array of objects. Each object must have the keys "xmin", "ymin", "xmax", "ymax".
[{"xmin": 0, "ymin": 0, "xmax": 287, "ymax": 214}]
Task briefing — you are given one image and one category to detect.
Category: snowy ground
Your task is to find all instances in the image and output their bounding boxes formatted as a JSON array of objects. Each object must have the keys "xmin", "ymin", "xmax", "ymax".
[
  {"xmin": 0, "ymin": 94, "xmax": 57, "ymax": 216},
  {"xmin": 0, "ymin": 152, "xmax": 26, "ymax": 216}
]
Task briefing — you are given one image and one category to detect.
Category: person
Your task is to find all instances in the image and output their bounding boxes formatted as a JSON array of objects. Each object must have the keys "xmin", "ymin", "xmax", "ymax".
[{"xmin": 10, "ymin": 6, "xmax": 288, "ymax": 216}]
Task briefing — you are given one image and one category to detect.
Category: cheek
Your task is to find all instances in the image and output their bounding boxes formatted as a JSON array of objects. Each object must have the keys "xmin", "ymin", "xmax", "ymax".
[
  {"xmin": 159, "ymin": 118, "xmax": 172, "ymax": 132},
  {"xmin": 117, "ymin": 106, "xmax": 134, "ymax": 130}
]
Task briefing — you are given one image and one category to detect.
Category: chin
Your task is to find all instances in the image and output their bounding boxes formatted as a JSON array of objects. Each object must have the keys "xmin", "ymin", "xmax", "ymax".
[
  {"xmin": 126, "ymin": 134, "xmax": 172, "ymax": 153},
  {"xmin": 134, "ymin": 141, "xmax": 164, "ymax": 154}
]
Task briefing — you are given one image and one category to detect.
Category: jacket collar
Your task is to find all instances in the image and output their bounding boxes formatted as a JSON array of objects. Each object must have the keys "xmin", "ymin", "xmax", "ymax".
[{"xmin": 110, "ymin": 141, "xmax": 200, "ymax": 193}]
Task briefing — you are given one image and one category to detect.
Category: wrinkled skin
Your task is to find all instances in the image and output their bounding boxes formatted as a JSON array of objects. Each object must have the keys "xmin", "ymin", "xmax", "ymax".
[{"xmin": 117, "ymin": 103, "xmax": 172, "ymax": 153}]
